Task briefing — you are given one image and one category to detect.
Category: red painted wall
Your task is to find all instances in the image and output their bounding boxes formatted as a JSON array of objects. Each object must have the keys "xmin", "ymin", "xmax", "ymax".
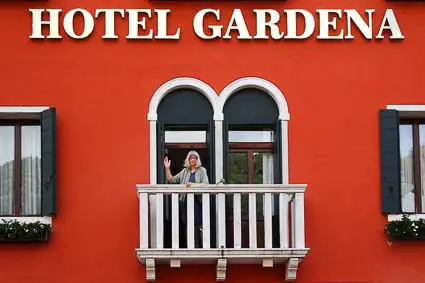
[{"xmin": 0, "ymin": 0, "xmax": 425, "ymax": 282}]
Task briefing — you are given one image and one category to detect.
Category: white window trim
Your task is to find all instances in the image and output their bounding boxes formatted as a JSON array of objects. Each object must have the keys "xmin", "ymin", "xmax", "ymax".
[
  {"xmin": 0, "ymin": 217, "xmax": 52, "ymax": 224},
  {"xmin": 0, "ymin": 106, "xmax": 51, "ymax": 223},
  {"xmin": 387, "ymin": 105, "xmax": 425, "ymax": 112},
  {"xmin": 217, "ymin": 77, "xmax": 290, "ymax": 121},
  {"xmin": 386, "ymin": 104, "xmax": 425, "ymax": 221},
  {"xmin": 0, "ymin": 106, "xmax": 48, "ymax": 113},
  {"xmin": 148, "ymin": 77, "xmax": 290, "ymax": 184}
]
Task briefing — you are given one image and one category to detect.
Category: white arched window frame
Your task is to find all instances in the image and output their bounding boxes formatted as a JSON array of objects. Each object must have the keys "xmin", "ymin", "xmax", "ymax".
[
  {"xmin": 147, "ymin": 77, "xmax": 290, "ymax": 185},
  {"xmin": 147, "ymin": 77, "xmax": 218, "ymax": 184},
  {"xmin": 146, "ymin": 77, "xmax": 290, "ymax": 247},
  {"xmin": 217, "ymin": 77, "xmax": 290, "ymax": 184}
]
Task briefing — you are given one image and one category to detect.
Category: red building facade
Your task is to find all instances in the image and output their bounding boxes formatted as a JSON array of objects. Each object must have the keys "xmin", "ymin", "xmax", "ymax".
[{"xmin": 0, "ymin": 0, "xmax": 425, "ymax": 282}]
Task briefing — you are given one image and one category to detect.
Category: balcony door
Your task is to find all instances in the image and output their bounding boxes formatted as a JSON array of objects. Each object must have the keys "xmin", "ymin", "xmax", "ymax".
[
  {"xmin": 223, "ymin": 88, "xmax": 281, "ymax": 248},
  {"xmin": 156, "ymin": 88, "xmax": 215, "ymax": 248}
]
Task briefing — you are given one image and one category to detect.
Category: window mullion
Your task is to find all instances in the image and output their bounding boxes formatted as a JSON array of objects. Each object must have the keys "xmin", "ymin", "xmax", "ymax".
[{"xmin": 412, "ymin": 122, "xmax": 422, "ymax": 213}]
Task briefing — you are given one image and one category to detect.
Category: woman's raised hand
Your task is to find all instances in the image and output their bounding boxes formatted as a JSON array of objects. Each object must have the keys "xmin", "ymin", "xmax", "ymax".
[{"xmin": 164, "ymin": 156, "xmax": 171, "ymax": 169}]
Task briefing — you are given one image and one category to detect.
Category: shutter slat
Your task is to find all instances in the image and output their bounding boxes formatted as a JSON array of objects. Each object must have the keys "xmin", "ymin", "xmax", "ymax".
[
  {"xmin": 379, "ymin": 109, "xmax": 401, "ymax": 214},
  {"xmin": 41, "ymin": 107, "xmax": 56, "ymax": 215}
]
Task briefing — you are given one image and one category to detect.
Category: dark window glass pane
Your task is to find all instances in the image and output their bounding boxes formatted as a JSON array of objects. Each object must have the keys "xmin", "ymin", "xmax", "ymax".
[
  {"xmin": 228, "ymin": 152, "xmax": 248, "ymax": 184},
  {"xmin": 254, "ymin": 152, "xmax": 263, "ymax": 185},
  {"xmin": 228, "ymin": 152, "xmax": 248, "ymax": 219},
  {"xmin": 0, "ymin": 126, "xmax": 14, "ymax": 215},
  {"xmin": 21, "ymin": 126, "xmax": 41, "ymax": 216},
  {"xmin": 400, "ymin": 125, "xmax": 415, "ymax": 212}
]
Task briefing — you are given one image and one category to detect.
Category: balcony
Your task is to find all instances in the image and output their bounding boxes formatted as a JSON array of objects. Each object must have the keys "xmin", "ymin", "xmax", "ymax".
[{"xmin": 135, "ymin": 184, "xmax": 309, "ymax": 282}]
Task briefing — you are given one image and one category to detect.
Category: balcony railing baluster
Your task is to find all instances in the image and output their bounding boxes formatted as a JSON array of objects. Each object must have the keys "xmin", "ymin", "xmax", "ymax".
[
  {"xmin": 187, "ymin": 193, "xmax": 195, "ymax": 249},
  {"xmin": 264, "ymin": 192, "xmax": 273, "ymax": 249},
  {"xmin": 171, "ymin": 193, "xmax": 179, "ymax": 249},
  {"xmin": 202, "ymin": 193, "xmax": 210, "ymax": 248},
  {"xmin": 139, "ymin": 192, "xmax": 149, "ymax": 249},
  {"xmin": 249, "ymin": 193, "xmax": 257, "ymax": 249},
  {"xmin": 233, "ymin": 193, "xmax": 242, "ymax": 249},
  {"xmin": 279, "ymin": 193, "xmax": 290, "ymax": 248},
  {"xmin": 156, "ymin": 193, "xmax": 164, "ymax": 248}
]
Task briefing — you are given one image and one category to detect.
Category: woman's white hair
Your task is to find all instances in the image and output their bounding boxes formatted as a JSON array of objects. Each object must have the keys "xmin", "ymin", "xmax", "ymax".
[{"xmin": 183, "ymin": 150, "xmax": 202, "ymax": 168}]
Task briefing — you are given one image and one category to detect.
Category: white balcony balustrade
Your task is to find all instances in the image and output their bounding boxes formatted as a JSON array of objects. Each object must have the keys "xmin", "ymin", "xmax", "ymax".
[{"xmin": 135, "ymin": 184, "xmax": 309, "ymax": 282}]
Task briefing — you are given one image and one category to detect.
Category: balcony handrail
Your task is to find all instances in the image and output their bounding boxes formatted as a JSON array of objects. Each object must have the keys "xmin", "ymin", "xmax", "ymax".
[{"xmin": 136, "ymin": 184, "xmax": 307, "ymax": 195}]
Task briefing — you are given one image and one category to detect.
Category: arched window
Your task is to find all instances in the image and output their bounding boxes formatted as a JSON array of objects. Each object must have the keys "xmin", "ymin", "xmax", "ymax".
[
  {"xmin": 218, "ymin": 78, "xmax": 289, "ymax": 249},
  {"xmin": 147, "ymin": 78, "xmax": 217, "ymax": 248},
  {"xmin": 157, "ymin": 88, "xmax": 215, "ymax": 183}
]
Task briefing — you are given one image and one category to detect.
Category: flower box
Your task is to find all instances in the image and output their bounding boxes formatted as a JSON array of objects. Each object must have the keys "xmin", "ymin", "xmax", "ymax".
[
  {"xmin": 0, "ymin": 220, "xmax": 52, "ymax": 243},
  {"xmin": 0, "ymin": 231, "xmax": 50, "ymax": 242},
  {"xmin": 385, "ymin": 214, "xmax": 425, "ymax": 242}
]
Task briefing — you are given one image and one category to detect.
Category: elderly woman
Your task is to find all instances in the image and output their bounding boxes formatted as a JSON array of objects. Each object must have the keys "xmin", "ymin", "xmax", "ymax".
[{"xmin": 164, "ymin": 150, "xmax": 209, "ymax": 248}]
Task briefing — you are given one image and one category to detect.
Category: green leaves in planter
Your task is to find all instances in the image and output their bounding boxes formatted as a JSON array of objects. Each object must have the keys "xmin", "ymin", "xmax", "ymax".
[
  {"xmin": 385, "ymin": 214, "xmax": 425, "ymax": 241},
  {"xmin": 0, "ymin": 220, "xmax": 52, "ymax": 241}
]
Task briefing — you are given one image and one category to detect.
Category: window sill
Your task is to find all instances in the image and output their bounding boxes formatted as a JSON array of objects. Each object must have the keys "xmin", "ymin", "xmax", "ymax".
[
  {"xmin": 0, "ymin": 216, "xmax": 52, "ymax": 225},
  {"xmin": 387, "ymin": 214, "xmax": 425, "ymax": 221}
]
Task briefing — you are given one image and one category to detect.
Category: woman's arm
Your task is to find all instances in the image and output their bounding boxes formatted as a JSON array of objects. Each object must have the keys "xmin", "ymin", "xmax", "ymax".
[
  {"xmin": 164, "ymin": 157, "xmax": 185, "ymax": 184},
  {"xmin": 165, "ymin": 167, "xmax": 173, "ymax": 182},
  {"xmin": 164, "ymin": 156, "xmax": 177, "ymax": 182}
]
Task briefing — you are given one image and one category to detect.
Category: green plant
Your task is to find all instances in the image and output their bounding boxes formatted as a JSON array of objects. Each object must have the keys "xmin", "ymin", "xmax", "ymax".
[
  {"xmin": 0, "ymin": 220, "xmax": 52, "ymax": 241},
  {"xmin": 385, "ymin": 214, "xmax": 425, "ymax": 241}
]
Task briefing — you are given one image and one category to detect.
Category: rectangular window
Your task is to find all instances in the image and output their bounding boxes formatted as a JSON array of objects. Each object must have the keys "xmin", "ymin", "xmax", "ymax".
[
  {"xmin": 0, "ymin": 120, "xmax": 41, "ymax": 216},
  {"xmin": 399, "ymin": 120, "xmax": 425, "ymax": 213}
]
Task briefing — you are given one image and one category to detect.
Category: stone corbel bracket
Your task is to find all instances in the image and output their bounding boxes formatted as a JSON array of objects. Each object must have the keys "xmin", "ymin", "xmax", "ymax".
[
  {"xmin": 285, "ymin": 258, "xmax": 300, "ymax": 281},
  {"xmin": 216, "ymin": 258, "xmax": 227, "ymax": 281},
  {"xmin": 145, "ymin": 259, "xmax": 156, "ymax": 281}
]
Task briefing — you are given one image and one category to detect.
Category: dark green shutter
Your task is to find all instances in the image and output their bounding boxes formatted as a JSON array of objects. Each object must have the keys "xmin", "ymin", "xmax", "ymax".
[
  {"xmin": 273, "ymin": 121, "xmax": 282, "ymax": 215},
  {"xmin": 223, "ymin": 121, "xmax": 229, "ymax": 183},
  {"xmin": 41, "ymin": 108, "xmax": 57, "ymax": 215},
  {"xmin": 274, "ymin": 121, "xmax": 282, "ymax": 185},
  {"xmin": 379, "ymin": 109, "xmax": 401, "ymax": 214},
  {"xmin": 157, "ymin": 122, "xmax": 165, "ymax": 184},
  {"xmin": 207, "ymin": 119, "xmax": 215, "ymax": 183}
]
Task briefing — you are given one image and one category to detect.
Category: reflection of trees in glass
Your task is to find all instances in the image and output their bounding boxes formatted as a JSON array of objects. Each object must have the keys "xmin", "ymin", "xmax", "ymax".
[
  {"xmin": 227, "ymin": 152, "xmax": 265, "ymax": 217},
  {"xmin": 228, "ymin": 153, "xmax": 248, "ymax": 184},
  {"xmin": 253, "ymin": 152, "xmax": 263, "ymax": 184}
]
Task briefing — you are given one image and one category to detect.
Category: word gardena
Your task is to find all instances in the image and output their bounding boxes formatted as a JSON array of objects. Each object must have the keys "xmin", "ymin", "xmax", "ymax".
[{"xmin": 29, "ymin": 8, "xmax": 404, "ymax": 40}]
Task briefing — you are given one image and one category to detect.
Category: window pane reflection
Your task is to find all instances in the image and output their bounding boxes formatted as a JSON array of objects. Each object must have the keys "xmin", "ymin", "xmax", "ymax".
[
  {"xmin": 229, "ymin": 131, "xmax": 274, "ymax": 142},
  {"xmin": 400, "ymin": 125, "xmax": 415, "ymax": 212},
  {"xmin": 21, "ymin": 126, "xmax": 41, "ymax": 216},
  {"xmin": 165, "ymin": 131, "xmax": 206, "ymax": 143},
  {"xmin": 0, "ymin": 127, "xmax": 14, "ymax": 215},
  {"xmin": 228, "ymin": 152, "xmax": 248, "ymax": 184}
]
